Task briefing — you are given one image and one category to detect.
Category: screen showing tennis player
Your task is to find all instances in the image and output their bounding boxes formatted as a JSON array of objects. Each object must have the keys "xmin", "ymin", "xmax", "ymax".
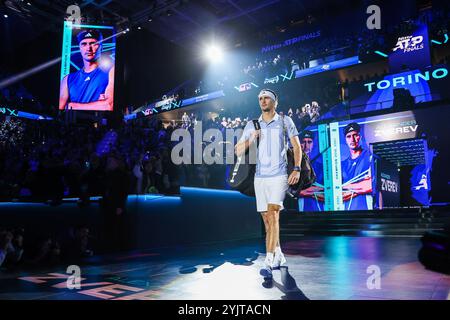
[{"xmin": 59, "ymin": 23, "xmax": 116, "ymax": 111}]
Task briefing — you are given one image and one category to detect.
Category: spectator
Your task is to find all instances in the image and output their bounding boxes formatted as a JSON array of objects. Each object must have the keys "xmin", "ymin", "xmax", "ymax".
[
  {"xmin": 64, "ymin": 225, "xmax": 94, "ymax": 262},
  {"xmin": 0, "ymin": 230, "xmax": 13, "ymax": 268},
  {"xmin": 182, "ymin": 112, "xmax": 190, "ymax": 129},
  {"xmin": 310, "ymin": 101, "xmax": 321, "ymax": 123},
  {"xmin": 299, "ymin": 105, "xmax": 311, "ymax": 128},
  {"xmin": 101, "ymin": 153, "xmax": 131, "ymax": 253},
  {"xmin": 132, "ymin": 155, "xmax": 144, "ymax": 194},
  {"xmin": 28, "ymin": 236, "xmax": 61, "ymax": 266},
  {"xmin": 288, "ymin": 108, "xmax": 294, "ymax": 118},
  {"xmin": 4, "ymin": 229, "xmax": 25, "ymax": 268}
]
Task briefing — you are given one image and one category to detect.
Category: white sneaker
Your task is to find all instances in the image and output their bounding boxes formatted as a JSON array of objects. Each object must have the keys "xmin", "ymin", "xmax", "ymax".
[
  {"xmin": 260, "ymin": 254, "xmax": 274, "ymax": 278},
  {"xmin": 259, "ymin": 264, "xmax": 273, "ymax": 278},
  {"xmin": 272, "ymin": 251, "xmax": 287, "ymax": 270}
]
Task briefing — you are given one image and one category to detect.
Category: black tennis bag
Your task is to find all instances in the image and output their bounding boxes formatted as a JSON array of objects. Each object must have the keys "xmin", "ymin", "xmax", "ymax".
[
  {"xmin": 227, "ymin": 120, "xmax": 260, "ymax": 197},
  {"xmin": 281, "ymin": 115, "xmax": 316, "ymax": 198},
  {"xmin": 286, "ymin": 148, "xmax": 317, "ymax": 198}
]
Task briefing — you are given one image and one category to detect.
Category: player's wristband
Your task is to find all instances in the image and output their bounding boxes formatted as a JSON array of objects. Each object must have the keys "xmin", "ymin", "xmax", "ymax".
[{"xmin": 293, "ymin": 166, "xmax": 301, "ymax": 172}]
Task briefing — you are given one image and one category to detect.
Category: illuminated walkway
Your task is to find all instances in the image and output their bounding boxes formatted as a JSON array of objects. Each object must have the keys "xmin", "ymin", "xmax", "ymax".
[{"xmin": 0, "ymin": 236, "xmax": 449, "ymax": 300}]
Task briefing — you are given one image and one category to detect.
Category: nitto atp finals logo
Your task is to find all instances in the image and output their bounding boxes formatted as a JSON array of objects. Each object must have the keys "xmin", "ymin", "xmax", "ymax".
[{"xmin": 393, "ymin": 35, "xmax": 424, "ymax": 53}]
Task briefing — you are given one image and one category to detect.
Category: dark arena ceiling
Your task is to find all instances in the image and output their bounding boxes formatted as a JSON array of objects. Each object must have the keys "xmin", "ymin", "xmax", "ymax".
[{"xmin": 0, "ymin": 0, "xmax": 358, "ymax": 52}]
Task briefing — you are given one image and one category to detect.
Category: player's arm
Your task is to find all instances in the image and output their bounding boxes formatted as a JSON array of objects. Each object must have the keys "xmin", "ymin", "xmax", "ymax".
[
  {"xmin": 288, "ymin": 134, "xmax": 302, "ymax": 185},
  {"xmin": 235, "ymin": 132, "xmax": 259, "ymax": 156},
  {"xmin": 103, "ymin": 66, "xmax": 115, "ymax": 111},
  {"xmin": 235, "ymin": 123, "xmax": 258, "ymax": 157},
  {"xmin": 68, "ymin": 100, "xmax": 111, "ymax": 111},
  {"xmin": 343, "ymin": 176, "xmax": 372, "ymax": 195},
  {"xmin": 59, "ymin": 75, "xmax": 69, "ymax": 110},
  {"xmin": 68, "ymin": 67, "xmax": 115, "ymax": 111},
  {"xmin": 290, "ymin": 135, "xmax": 302, "ymax": 168},
  {"xmin": 300, "ymin": 185, "xmax": 324, "ymax": 197}
]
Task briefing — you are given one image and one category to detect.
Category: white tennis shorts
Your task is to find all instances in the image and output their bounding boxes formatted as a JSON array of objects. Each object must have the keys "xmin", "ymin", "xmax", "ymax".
[{"xmin": 254, "ymin": 175, "xmax": 289, "ymax": 212}]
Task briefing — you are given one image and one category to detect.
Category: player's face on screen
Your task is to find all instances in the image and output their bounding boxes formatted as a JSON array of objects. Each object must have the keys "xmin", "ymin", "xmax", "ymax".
[
  {"xmin": 345, "ymin": 131, "xmax": 361, "ymax": 150},
  {"xmin": 259, "ymin": 96, "xmax": 275, "ymax": 112},
  {"xmin": 79, "ymin": 39, "xmax": 101, "ymax": 62},
  {"xmin": 301, "ymin": 138, "xmax": 314, "ymax": 154}
]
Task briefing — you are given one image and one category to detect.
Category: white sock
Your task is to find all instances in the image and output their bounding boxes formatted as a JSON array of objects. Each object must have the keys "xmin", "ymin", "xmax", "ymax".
[
  {"xmin": 274, "ymin": 246, "xmax": 287, "ymax": 266},
  {"xmin": 275, "ymin": 246, "xmax": 282, "ymax": 255},
  {"xmin": 265, "ymin": 252, "xmax": 274, "ymax": 266}
]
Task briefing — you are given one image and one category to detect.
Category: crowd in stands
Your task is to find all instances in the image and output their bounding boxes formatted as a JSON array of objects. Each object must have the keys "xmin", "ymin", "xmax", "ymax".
[
  {"xmin": 0, "ymin": 225, "xmax": 94, "ymax": 270},
  {"xmin": 0, "ymin": 117, "xmax": 180, "ymax": 202},
  {"xmin": 242, "ymin": 33, "xmax": 358, "ymax": 81}
]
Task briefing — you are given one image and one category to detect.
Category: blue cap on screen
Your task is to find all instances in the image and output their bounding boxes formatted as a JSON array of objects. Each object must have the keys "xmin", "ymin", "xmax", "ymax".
[
  {"xmin": 344, "ymin": 122, "xmax": 361, "ymax": 135},
  {"xmin": 77, "ymin": 30, "xmax": 103, "ymax": 44}
]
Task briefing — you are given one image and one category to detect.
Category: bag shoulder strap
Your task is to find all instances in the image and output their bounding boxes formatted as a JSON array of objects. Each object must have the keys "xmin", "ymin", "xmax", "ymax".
[
  {"xmin": 282, "ymin": 115, "xmax": 293, "ymax": 145},
  {"xmin": 281, "ymin": 115, "xmax": 290, "ymax": 164},
  {"xmin": 252, "ymin": 119, "xmax": 260, "ymax": 147}
]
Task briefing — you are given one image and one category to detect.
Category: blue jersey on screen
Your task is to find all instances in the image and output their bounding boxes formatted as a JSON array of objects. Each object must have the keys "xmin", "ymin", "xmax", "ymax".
[
  {"xmin": 341, "ymin": 148, "xmax": 373, "ymax": 210},
  {"xmin": 67, "ymin": 67, "xmax": 109, "ymax": 104},
  {"xmin": 298, "ymin": 158, "xmax": 324, "ymax": 212}
]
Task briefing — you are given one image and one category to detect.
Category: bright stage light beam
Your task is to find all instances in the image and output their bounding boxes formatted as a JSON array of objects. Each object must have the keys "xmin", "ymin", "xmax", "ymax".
[{"xmin": 205, "ymin": 45, "xmax": 223, "ymax": 63}]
